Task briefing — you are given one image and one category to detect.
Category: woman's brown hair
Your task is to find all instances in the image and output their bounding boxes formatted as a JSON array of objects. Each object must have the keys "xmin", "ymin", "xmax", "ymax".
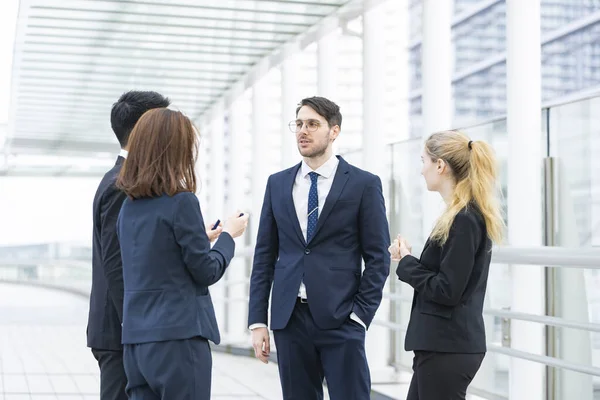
[{"xmin": 116, "ymin": 108, "xmax": 198, "ymax": 199}]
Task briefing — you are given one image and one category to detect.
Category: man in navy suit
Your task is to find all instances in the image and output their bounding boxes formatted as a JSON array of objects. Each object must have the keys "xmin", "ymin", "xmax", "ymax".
[
  {"xmin": 248, "ymin": 96, "xmax": 391, "ymax": 399},
  {"xmin": 86, "ymin": 91, "xmax": 170, "ymax": 400}
]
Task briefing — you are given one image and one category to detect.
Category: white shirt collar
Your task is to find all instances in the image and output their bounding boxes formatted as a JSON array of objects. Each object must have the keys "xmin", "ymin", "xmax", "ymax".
[
  {"xmin": 300, "ymin": 155, "xmax": 339, "ymax": 179},
  {"xmin": 119, "ymin": 149, "xmax": 128, "ymax": 159}
]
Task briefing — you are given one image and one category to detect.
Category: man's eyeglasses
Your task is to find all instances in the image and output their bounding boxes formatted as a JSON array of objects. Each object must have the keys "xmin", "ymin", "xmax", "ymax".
[{"xmin": 288, "ymin": 119, "xmax": 323, "ymax": 133}]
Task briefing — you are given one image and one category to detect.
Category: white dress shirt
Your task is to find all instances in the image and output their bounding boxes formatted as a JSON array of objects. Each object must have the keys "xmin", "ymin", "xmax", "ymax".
[
  {"xmin": 119, "ymin": 149, "xmax": 128, "ymax": 159},
  {"xmin": 250, "ymin": 155, "xmax": 366, "ymax": 330}
]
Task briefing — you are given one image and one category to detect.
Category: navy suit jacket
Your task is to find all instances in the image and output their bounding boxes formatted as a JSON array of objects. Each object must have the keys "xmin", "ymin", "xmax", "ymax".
[
  {"xmin": 117, "ymin": 191, "xmax": 235, "ymax": 345},
  {"xmin": 87, "ymin": 156, "xmax": 126, "ymax": 351},
  {"xmin": 248, "ymin": 156, "xmax": 391, "ymax": 330}
]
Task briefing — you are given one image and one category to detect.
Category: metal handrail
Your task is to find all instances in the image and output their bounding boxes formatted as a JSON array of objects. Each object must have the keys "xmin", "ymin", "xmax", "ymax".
[
  {"xmin": 488, "ymin": 344, "xmax": 600, "ymax": 377},
  {"xmin": 492, "ymin": 246, "xmax": 600, "ymax": 268},
  {"xmin": 0, "ymin": 258, "xmax": 90, "ymax": 269},
  {"xmin": 234, "ymin": 245, "xmax": 600, "ymax": 268},
  {"xmin": 382, "ymin": 292, "xmax": 413, "ymax": 302},
  {"xmin": 484, "ymin": 309, "xmax": 600, "ymax": 333},
  {"xmin": 384, "ymin": 292, "xmax": 600, "ymax": 333},
  {"xmin": 371, "ymin": 319, "xmax": 407, "ymax": 331}
]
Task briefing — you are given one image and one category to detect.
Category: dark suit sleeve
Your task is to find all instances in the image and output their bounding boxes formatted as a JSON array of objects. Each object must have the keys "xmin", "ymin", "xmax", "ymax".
[
  {"xmin": 354, "ymin": 175, "xmax": 391, "ymax": 328},
  {"xmin": 248, "ymin": 176, "xmax": 278, "ymax": 326},
  {"xmin": 99, "ymin": 185, "xmax": 127, "ymax": 322},
  {"xmin": 396, "ymin": 212, "xmax": 481, "ymax": 306},
  {"xmin": 173, "ymin": 193, "xmax": 235, "ymax": 286}
]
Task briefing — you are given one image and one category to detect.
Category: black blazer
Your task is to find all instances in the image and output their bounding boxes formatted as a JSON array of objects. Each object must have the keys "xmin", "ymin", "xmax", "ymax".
[
  {"xmin": 396, "ymin": 206, "xmax": 491, "ymax": 353},
  {"xmin": 87, "ymin": 156, "xmax": 126, "ymax": 351},
  {"xmin": 117, "ymin": 192, "xmax": 235, "ymax": 345}
]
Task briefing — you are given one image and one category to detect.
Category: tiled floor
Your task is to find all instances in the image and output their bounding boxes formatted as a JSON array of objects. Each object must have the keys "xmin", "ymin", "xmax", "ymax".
[
  {"xmin": 0, "ymin": 282, "xmax": 485, "ymax": 400},
  {"xmin": 0, "ymin": 283, "xmax": 293, "ymax": 400}
]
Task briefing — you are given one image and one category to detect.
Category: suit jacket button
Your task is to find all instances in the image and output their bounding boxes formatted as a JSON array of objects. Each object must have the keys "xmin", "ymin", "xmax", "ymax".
[{"xmin": 304, "ymin": 248, "xmax": 310, "ymax": 255}]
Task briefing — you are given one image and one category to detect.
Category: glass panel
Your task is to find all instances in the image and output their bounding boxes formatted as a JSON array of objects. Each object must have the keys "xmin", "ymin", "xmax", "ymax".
[
  {"xmin": 389, "ymin": 138, "xmax": 427, "ymax": 250},
  {"xmin": 409, "ymin": 44, "xmax": 422, "ymax": 92},
  {"xmin": 541, "ymin": 22, "xmax": 600, "ymax": 101},
  {"xmin": 454, "ymin": 0, "xmax": 484, "ymax": 14},
  {"xmin": 452, "ymin": 1, "xmax": 506, "ymax": 72},
  {"xmin": 541, "ymin": 1, "xmax": 600, "ymax": 33},
  {"xmin": 548, "ymin": 97, "xmax": 600, "ymax": 399},
  {"xmin": 453, "ymin": 63, "xmax": 507, "ymax": 127},
  {"xmin": 408, "ymin": 0, "xmax": 422, "ymax": 40}
]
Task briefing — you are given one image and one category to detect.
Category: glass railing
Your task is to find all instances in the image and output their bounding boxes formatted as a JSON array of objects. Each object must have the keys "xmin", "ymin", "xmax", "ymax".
[{"xmin": 0, "ymin": 243, "xmax": 92, "ymax": 296}]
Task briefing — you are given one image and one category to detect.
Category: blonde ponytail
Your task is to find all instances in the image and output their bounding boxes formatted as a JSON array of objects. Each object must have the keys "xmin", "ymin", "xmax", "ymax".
[{"xmin": 426, "ymin": 131, "xmax": 505, "ymax": 245}]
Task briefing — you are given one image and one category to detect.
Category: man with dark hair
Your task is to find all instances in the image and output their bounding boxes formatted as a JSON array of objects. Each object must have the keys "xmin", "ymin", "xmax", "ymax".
[
  {"xmin": 87, "ymin": 91, "xmax": 169, "ymax": 400},
  {"xmin": 248, "ymin": 96, "xmax": 391, "ymax": 399}
]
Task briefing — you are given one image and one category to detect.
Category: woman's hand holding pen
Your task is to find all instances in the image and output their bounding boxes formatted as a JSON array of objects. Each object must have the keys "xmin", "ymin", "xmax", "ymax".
[
  {"xmin": 206, "ymin": 221, "xmax": 223, "ymax": 242},
  {"xmin": 222, "ymin": 210, "xmax": 250, "ymax": 238},
  {"xmin": 389, "ymin": 234, "xmax": 412, "ymax": 261},
  {"xmin": 207, "ymin": 210, "xmax": 249, "ymax": 241}
]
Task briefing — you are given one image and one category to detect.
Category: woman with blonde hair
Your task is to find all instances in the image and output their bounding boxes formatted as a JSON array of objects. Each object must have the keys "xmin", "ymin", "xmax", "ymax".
[
  {"xmin": 390, "ymin": 130, "xmax": 504, "ymax": 400},
  {"xmin": 116, "ymin": 108, "xmax": 249, "ymax": 399}
]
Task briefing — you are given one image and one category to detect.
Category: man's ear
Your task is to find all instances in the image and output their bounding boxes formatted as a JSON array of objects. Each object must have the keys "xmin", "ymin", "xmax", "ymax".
[{"xmin": 330, "ymin": 125, "xmax": 340, "ymax": 141}]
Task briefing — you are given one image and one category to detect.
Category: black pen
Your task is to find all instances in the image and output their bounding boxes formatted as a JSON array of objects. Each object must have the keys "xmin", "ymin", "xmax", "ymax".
[{"xmin": 212, "ymin": 213, "xmax": 244, "ymax": 230}]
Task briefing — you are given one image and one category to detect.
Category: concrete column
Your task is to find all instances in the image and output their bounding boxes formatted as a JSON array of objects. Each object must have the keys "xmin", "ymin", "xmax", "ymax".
[
  {"xmin": 224, "ymin": 98, "xmax": 251, "ymax": 343},
  {"xmin": 363, "ymin": 0, "xmax": 386, "ymax": 179},
  {"xmin": 208, "ymin": 103, "xmax": 227, "ymax": 330},
  {"xmin": 195, "ymin": 122, "xmax": 210, "ymax": 217},
  {"xmin": 420, "ymin": 0, "xmax": 453, "ymax": 242},
  {"xmin": 317, "ymin": 29, "xmax": 337, "ymax": 100},
  {"xmin": 506, "ymin": 1, "xmax": 545, "ymax": 399},
  {"xmin": 251, "ymin": 80, "xmax": 270, "ymax": 242},
  {"xmin": 363, "ymin": 0, "xmax": 393, "ymax": 381},
  {"xmin": 384, "ymin": 0, "xmax": 413, "ymax": 371},
  {"xmin": 318, "ymin": 28, "xmax": 339, "ymax": 154},
  {"xmin": 281, "ymin": 49, "xmax": 300, "ymax": 169}
]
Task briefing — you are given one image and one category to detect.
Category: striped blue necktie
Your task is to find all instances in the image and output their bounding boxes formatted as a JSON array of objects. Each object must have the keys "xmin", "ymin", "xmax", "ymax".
[{"xmin": 307, "ymin": 172, "xmax": 319, "ymax": 242}]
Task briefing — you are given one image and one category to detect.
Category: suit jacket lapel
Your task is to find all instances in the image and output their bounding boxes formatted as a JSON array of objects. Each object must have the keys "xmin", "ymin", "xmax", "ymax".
[
  {"xmin": 284, "ymin": 162, "xmax": 306, "ymax": 246},
  {"xmin": 420, "ymin": 237, "xmax": 432, "ymax": 256},
  {"xmin": 308, "ymin": 157, "xmax": 350, "ymax": 244}
]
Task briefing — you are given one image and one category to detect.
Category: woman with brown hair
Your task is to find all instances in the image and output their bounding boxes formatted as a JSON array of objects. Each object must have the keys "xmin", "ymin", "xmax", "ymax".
[{"xmin": 115, "ymin": 108, "xmax": 249, "ymax": 399}]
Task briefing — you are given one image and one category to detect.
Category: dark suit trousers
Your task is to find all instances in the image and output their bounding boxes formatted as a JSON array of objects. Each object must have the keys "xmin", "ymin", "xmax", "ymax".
[
  {"xmin": 273, "ymin": 299, "xmax": 370, "ymax": 400},
  {"xmin": 123, "ymin": 337, "xmax": 212, "ymax": 400},
  {"xmin": 407, "ymin": 351, "xmax": 485, "ymax": 400},
  {"xmin": 91, "ymin": 349, "xmax": 127, "ymax": 400}
]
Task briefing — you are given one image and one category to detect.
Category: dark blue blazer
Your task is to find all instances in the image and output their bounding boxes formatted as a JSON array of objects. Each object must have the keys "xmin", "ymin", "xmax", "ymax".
[
  {"xmin": 87, "ymin": 156, "xmax": 126, "ymax": 351},
  {"xmin": 117, "ymin": 191, "xmax": 235, "ymax": 345},
  {"xmin": 248, "ymin": 156, "xmax": 391, "ymax": 330}
]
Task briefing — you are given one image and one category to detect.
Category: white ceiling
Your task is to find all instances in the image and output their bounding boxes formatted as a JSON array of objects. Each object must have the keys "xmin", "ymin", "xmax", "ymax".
[{"xmin": 3, "ymin": 0, "xmax": 365, "ymax": 176}]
